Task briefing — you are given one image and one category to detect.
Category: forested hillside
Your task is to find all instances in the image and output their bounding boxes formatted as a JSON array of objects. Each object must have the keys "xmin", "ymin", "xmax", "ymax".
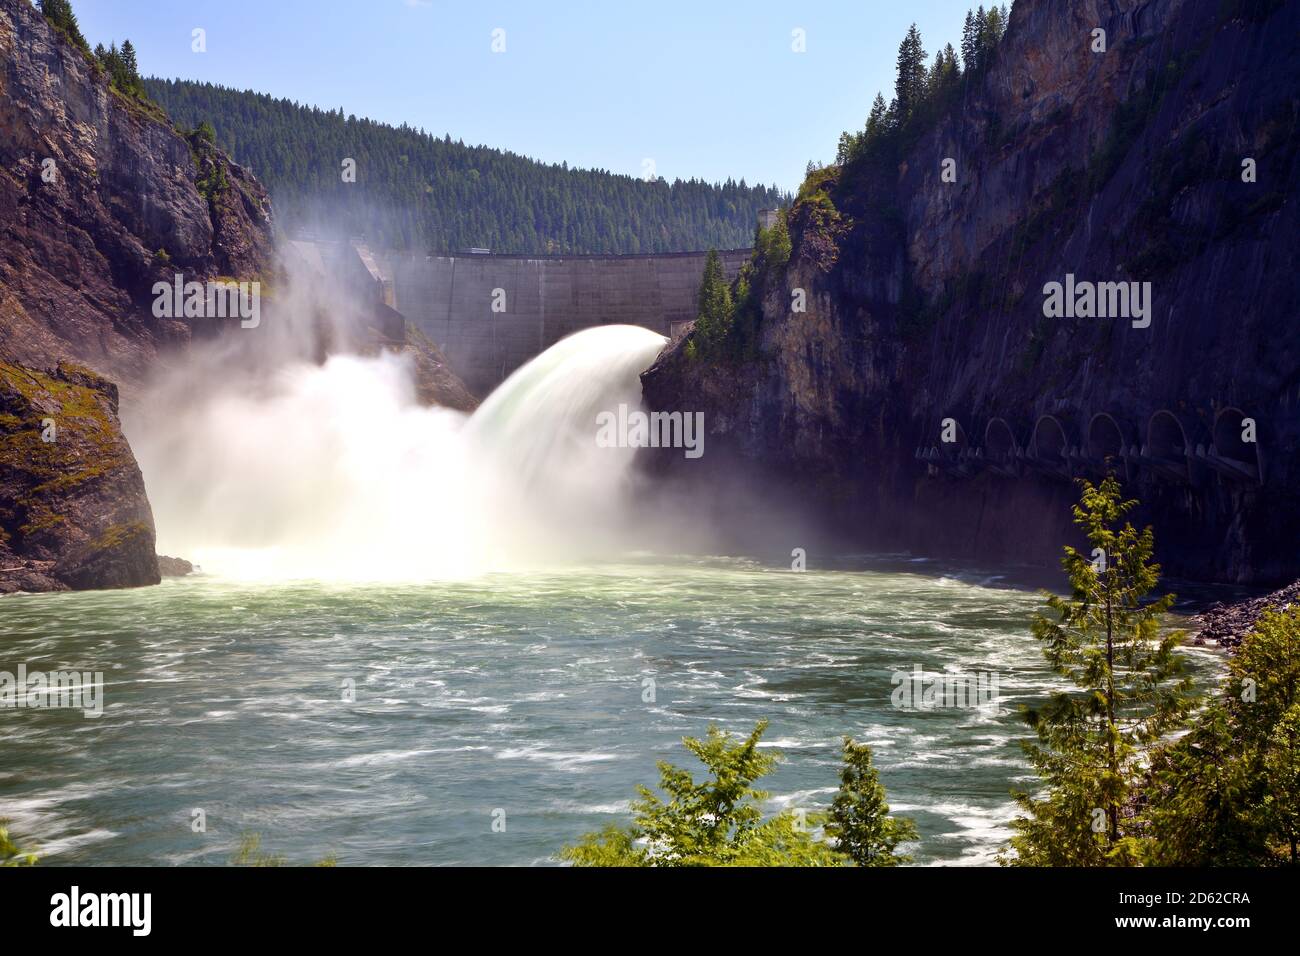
[{"xmin": 144, "ymin": 78, "xmax": 786, "ymax": 255}]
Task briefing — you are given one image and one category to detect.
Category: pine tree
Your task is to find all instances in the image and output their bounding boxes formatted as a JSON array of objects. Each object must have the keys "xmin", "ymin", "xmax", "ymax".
[
  {"xmin": 866, "ymin": 92, "xmax": 890, "ymax": 139},
  {"xmin": 561, "ymin": 721, "xmax": 845, "ymax": 866},
  {"xmin": 894, "ymin": 24, "xmax": 927, "ymax": 121},
  {"xmin": 927, "ymin": 52, "xmax": 944, "ymax": 95},
  {"xmin": 120, "ymin": 39, "xmax": 138, "ymax": 77},
  {"xmin": 1144, "ymin": 606, "xmax": 1300, "ymax": 865},
  {"xmin": 1264, "ymin": 704, "xmax": 1300, "ymax": 864},
  {"xmin": 143, "ymin": 79, "xmax": 786, "ymax": 255},
  {"xmin": 1004, "ymin": 477, "xmax": 1194, "ymax": 866},
  {"xmin": 944, "ymin": 43, "xmax": 960, "ymax": 81},
  {"xmin": 692, "ymin": 248, "xmax": 734, "ymax": 355},
  {"xmin": 961, "ymin": 10, "xmax": 978, "ymax": 72},
  {"xmin": 37, "ymin": 0, "xmax": 89, "ymax": 54},
  {"xmin": 983, "ymin": 5, "xmax": 1004, "ymax": 65},
  {"xmin": 826, "ymin": 738, "xmax": 917, "ymax": 865}
]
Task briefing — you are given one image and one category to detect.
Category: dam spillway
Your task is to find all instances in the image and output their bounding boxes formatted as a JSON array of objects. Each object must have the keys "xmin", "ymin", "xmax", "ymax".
[{"xmin": 295, "ymin": 239, "xmax": 751, "ymax": 395}]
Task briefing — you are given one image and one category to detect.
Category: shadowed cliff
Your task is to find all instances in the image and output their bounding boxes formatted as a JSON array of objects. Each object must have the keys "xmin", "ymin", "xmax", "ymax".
[{"xmin": 643, "ymin": 0, "xmax": 1299, "ymax": 584}]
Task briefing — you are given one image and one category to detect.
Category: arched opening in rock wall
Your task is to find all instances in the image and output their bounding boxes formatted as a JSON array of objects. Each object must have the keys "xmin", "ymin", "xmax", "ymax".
[
  {"xmin": 1209, "ymin": 406, "xmax": 1262, "ymax": 483},
  {"xmin": 1147, "ymin": 410, "xmax": 1188, "ymax": 459}
]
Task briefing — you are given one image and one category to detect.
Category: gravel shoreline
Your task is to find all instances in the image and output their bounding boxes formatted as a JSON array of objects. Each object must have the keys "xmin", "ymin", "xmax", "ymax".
[{"xmin": 1193, "ymin": 580, "xmax": 1300, "ymax": 650}]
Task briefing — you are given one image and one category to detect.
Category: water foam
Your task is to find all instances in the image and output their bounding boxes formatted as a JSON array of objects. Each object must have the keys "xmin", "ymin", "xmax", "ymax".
[{"xmin": 128, "ymin": 325, "xmax": 667, "ymax": 581}]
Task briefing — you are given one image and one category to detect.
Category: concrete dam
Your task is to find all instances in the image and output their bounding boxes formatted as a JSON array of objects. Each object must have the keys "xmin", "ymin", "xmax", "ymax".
[{"xmin": 296, "ymin": 240, "xmax": 750, "ymax": 395}]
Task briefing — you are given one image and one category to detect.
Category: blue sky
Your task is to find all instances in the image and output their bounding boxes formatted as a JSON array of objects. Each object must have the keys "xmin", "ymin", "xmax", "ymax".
[{"xmin": 74, "ymin": 0, "xmax": 980, "ymax": 192}]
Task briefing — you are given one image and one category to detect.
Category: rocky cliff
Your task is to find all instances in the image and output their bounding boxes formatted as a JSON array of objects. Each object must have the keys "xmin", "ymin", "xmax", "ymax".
[
  {"xmin": 644, "ymin": 0, "xmax": 1299, "ymax": 584},
  {"xmin": 1, "ymin": 0, "xmax": 477, "ymax": 591},
  {"xmin": 0, "ymin": 360, "xmax": 158, "ymax": 592},
  {"xmin": 0, "ymin": 0, "xmax": 281, "ymax": 591},
  {"xmin": 0, "ymin": 0, "xmax": 276, "ymax": 388}
]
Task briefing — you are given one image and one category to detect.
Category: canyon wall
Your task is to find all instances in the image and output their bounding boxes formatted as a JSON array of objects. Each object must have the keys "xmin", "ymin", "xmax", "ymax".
[
  {"xmin": 0, "ymin": 0, "xmax": 276, "ymax": 390},
  {"xmin": 644, "ymin": 0, "xmax": 1299, "ymax": 584}
]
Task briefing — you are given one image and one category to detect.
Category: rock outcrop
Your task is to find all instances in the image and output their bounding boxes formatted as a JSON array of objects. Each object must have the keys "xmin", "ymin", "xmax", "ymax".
[
  {"xmin": 0, "ymin": 0, "xmax": 277, "ymax": 391},
  {"xmin": 0, "ymin": 0, "xmax": 281, "ymax": 592},
  {"xmin": 0, "ymin": 1, "xmax": 480, "ymax": 592},
  {"xmin": 156, "ymin": 554, "xmax": 193, "ymax": 577},
  {"xmin": 1196, "ymin": 579, "xmax": 1300, "ymax": 649},
  {"xmin": 644, "ymin": 0, "xmax": 1299, "ymax": 584},
  {"xmin": 0, "ymin": 360, "xmax": 159, "ymax": 593}
]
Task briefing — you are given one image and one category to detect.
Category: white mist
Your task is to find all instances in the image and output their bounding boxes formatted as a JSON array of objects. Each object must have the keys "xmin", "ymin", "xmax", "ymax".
[{"xmin": 126, "ymin": 325, "xmax": 668, "ymax": 582}]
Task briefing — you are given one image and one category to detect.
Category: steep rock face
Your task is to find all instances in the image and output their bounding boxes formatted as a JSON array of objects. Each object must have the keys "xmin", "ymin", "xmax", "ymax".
[
  {"xmin": 644, "ymin": 0, "xmax": 1299, "ymax": 583},
  {"xmin": 0, "ymin": 0, "xmax": 275, "ymax": 389},
  {"xmin": 0, "ymin": 360, "xmax": 159, "ymax": 593},
  {"xmin": 398, "ymin": 323, "xmax": 480, "ymax": 412}
]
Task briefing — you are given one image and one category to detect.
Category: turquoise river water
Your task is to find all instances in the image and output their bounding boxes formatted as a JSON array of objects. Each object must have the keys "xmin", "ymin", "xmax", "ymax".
[{"xmin": 0, "ymin": 553, "xmax": 1223, "ymax": 866}]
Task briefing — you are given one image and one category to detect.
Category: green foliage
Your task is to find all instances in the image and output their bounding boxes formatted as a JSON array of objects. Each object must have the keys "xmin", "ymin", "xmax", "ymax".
[
  {"xmin": 195, "ymin": 162, "xmax": 229, "ymax": 202},
  {"xmin": 894, "ymin": 24, "xmax": 928, "ymax": 122},
  {"xmin": 142, "ymin": 79, "xmax": 787, "ymax": 255},
  {"xmin": 1144, "ymin": 606, "xmax": 1300, "ymax": 865},
  {"xmin": 686, "ymin": 214, "xmax": 791, "ymax": 363},
  {"xmin": 562, "ymin": 721, "xmax": 916, "ymax": 867},
  {"xmin": 561, "ymin": 720, "xmax": 847, "ymax": 866},
  {"xmin": 0, "ymin": 820, "xmax": 37, "ymax": 866},
  {"xmin": 92, "ymin": 39, "xmax": 148, "ymax": 100},
  {"xmin": 1004, "ymin": 477, "xmax": 1194, "ymax": 866},
  {"xmin": 826, "ymin": 737, "xmax": 917, "ymax": 865},
  {"xmin": 1263, "ymin": 703, "xmax": 1300, "ymax": 864},
  {"xmin": 756, "ymin": 214, "xmax": 791, "ymax": 273},
  {"xmin": 838, "ymin": 6, "xmax": 1008, "ymax": 168},
  {"xmin": 690, "ymin": 249, "xmax": 734, "ymax": 357},
  {"xmin": 231, "ymin": 832, "xmax": 337, "ymax": 867},
  {"xmin": 231, "ymin": 833, "xmax": 285, "ymax": 867},
  {"xmin": 37, "ymin": 0, "xmax": 90, "ymax": 56}
]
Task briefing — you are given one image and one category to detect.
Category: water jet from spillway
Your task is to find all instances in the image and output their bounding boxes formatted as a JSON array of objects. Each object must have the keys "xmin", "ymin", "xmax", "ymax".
[{"xmin": 127, "ymin": 325, "xmax": 669, "ymax": 582}]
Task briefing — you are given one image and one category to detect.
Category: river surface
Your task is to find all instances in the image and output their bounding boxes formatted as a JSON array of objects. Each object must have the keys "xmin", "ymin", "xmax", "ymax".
[{"xmin": 0, "ymin": 554, "xmax": 1223, "ymax": 866}]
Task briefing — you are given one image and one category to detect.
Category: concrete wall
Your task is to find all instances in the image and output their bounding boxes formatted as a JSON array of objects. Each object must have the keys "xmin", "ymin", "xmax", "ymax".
[{"xmin": 374, "ymin": 248, "xmax": 750, "ymax": 395}]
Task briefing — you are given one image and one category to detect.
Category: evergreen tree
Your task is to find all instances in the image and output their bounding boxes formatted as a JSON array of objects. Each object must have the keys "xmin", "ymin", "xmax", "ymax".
[
  {"xmin": 961, "ymin": 10, "xmax": 978, "ymax": 71},
  {"xmin": 37, "ymin": 0, "xmax": 89, "ymax": 54},
  {"xmin": 757, "ymin": 214, "xmax": 791, "ymax": 273},
  {"xmin": 1145, "ymin": 606, "xmax": 1300, "ymax": 865},
  {"xmin": 143, "ymin": 79, "xmax": 786, "ymax": 255},
  {"xmin": 927, "ymin": 52, "xmax": 944, "ymax": 95},
  {"xmin": 866, "ymin": 92, "xmax": 890, "ymax": 139},
  {"xmin": 982, "ymin": 5, "xmax": 1004, "ymax": 65},
  {"xmin": 561, "ymin": 721, "xmax": 845, "ymax": 866},
  {"xmin": 1264, "ymin": 703, "xmax": 1300, "ymax": 864},
  {"xmin": 692, "ymin": 248, "xmax": 734, "ymax": 355},
  {"xmin": 894, "ymin": 24, "xmax": 928, "ymax": 121},
  {"xmin": 120, "ymin": 39, "xmax": 138, "ymax": 76},
  {"xmin": 826, "ymin": 738, "xmax": 917, "ymax": 866},
  {"xmin": 836, "ymin": 131, "xmax": 864, "ymax": 165},
  {"xmin": 1004, "ymin": 477, "xmax": 1194, "ymax": 866}
]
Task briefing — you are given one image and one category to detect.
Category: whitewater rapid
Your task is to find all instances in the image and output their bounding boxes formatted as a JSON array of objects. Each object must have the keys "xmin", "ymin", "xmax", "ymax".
[{"xmin": 127, "ymin": 325, "xmax": 668, "ymax": 581}]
